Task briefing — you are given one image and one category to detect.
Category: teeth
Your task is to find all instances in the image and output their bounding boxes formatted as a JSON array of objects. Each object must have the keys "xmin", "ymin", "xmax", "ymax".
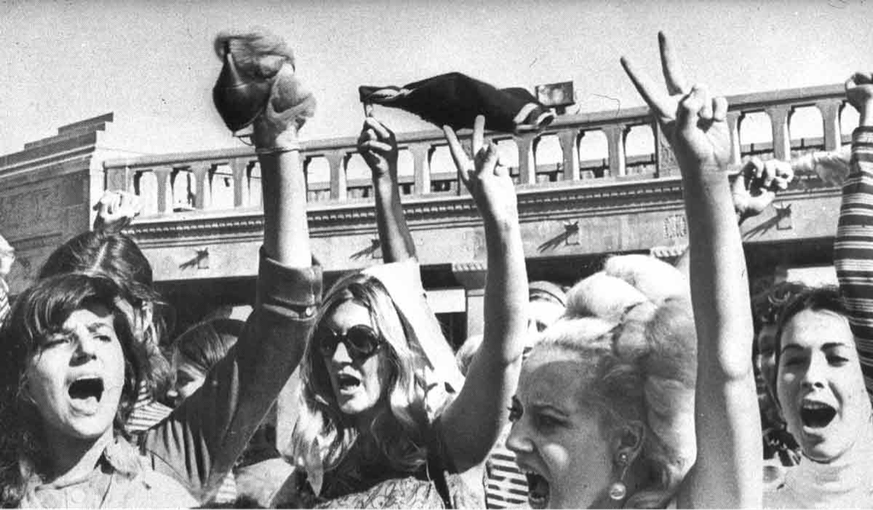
[{"xmin": 802, "ymin": 402, "xmax": 831, "ymax": 410}]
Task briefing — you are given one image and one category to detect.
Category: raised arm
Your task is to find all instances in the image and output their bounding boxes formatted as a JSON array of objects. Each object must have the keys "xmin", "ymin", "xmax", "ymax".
[
  {"xmin": 92, "ymin": 190, "xmax": 142, "ymax": 233},
  {"xmin": 143, "ymin": 62, "xmax": 320, "ymax": 502},
  {"xmin": 358, "ymin": 116, "xmax": 416, "ymax": 262},
  {"xmin": 622, "ymin": 33, "xmax": 760, "ymax": 507},
  {"xmin": 835, "ymin": 72, "xmax": 873, "ymax": 392},
  {"xmin": 439, "ymin": 116, "xmax": 528, "ymax": 472}
]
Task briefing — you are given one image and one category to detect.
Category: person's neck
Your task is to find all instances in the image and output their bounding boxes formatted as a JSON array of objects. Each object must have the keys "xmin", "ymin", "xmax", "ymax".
[{"xmin": 43, "ymin": 427, "xmax": 114, "ymax": 484}]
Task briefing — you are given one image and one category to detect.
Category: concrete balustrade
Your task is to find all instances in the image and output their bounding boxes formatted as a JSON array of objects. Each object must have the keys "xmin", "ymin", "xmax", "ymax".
[{"xmin": 103, "ymin": 83, "xmax": 850, "ymax": 218}]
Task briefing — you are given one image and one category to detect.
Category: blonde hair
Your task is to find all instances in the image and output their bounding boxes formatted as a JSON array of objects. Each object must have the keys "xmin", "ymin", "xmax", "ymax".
[
  {"xmin": 533, "ymin": 255, "xmax": 696, "ymax": 508},
  {"xmin": 290, "ymin": 272, "xmax": 436, "ymax": 477}
]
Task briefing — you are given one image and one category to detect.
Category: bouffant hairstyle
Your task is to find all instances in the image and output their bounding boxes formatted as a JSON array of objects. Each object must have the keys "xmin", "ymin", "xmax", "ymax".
[
  {"xmin": 0, "ymin": 273, "xmax": 149, "ymax": 507},
  {"xmin": 529, "ymin": 255, "xmax": 697, "ymax": 508}
]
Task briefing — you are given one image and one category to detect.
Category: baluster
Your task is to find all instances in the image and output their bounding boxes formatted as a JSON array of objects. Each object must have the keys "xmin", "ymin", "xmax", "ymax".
[
  {"xmin": 765, "ymin": 105, "xmax": 792, "ymax": 160},
  {"xmin": 515, "ymin": 133, "xmax": 537, "ymax": 185},
  {"xmin": 603, "ymin": 124, "xmax": 627, "ymax": 177},
  {"xmin": 326, "ymin": 150, "xmax": 347, "ymax": 201},
  {"xmin": 726, "ymin": 111, "xmax": 744, "ymax": 165},
  {"xmin": 410, "ymin": 143, "xmax": 431, "ymax": 196},
  {"xmin": 154, "ymin": 167, "xmax": 172, "ymax": 214},
  {"xmin": 559, "ymin": 129, "xmax": 581, "ymax": 182},
  {"xmin": 192, "ymin": 164, "xmax": 210, "ymax": 210},
  {"xmin": 816, "ymin": 99, "xmax": 843, "ymax": 151},
  {"xmin": 230, "ymin": 158, "xmax": 249, "ymax": 208}
]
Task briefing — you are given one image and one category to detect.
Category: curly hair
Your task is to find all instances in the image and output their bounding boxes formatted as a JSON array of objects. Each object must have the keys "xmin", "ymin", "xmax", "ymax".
[
  {"xmin": 290, "ymin": 272, "xmax": 434, "ymax": 480},
  {"xmin": 751, "ymin": 281, "xmax": 809, "ymax": 335},
  {"xmin": 0, "ymin": 273, "xmax": 151, "ymax": 507},
  {"xmin": 38, "ymin": 231, "xmax": 171, "ymax": 400},
  {"xmin": 529, "ymin": 255, "xmax": 697, "ymax": 508}
]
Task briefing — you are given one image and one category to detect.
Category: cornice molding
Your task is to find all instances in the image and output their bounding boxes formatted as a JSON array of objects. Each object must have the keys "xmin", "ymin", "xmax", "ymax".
[{"xmin": 128, "ymin": 178, "xmax": 841, "ymax": 248}]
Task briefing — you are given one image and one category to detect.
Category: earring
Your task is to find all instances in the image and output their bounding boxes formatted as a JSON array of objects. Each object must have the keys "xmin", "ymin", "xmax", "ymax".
[{"xmin": 608, "ymin": 451, "xmax": 630, "ymax": 501}]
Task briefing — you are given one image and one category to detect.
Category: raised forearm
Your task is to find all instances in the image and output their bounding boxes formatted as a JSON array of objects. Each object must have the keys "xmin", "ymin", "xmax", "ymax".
[
  {"xmin": 683, "ymin": 170, "xmax": 753, "ymax": 377},
  {"xmin": 258, "ymin": 150, "xmax": 311, "ymax": 268},
  {"xmin": 373, "ymin": 174, "xmax": 415, "ymax": 262}
]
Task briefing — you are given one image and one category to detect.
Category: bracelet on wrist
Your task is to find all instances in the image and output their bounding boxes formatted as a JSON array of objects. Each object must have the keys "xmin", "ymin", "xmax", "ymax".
[{"xmin": 256, "ymin": 144, "xmax": 301, "ymax": 155}]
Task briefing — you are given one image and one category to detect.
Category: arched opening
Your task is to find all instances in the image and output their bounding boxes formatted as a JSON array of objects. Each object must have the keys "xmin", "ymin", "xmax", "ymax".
[
  {"xmin": 624, "ymin": 124, "xmax": 656, "ymax": 177},
  {"xmin": 134, "ymin": 171, "xmax": 159, "ymax": 215},
  {"xmin": 306, "ymin": 156, "xmax": 331, "ymax": 202},
  {"xmin": 739, "ymin": 112, "xmax": 774, "ymax": 160},
  {"xmin": 578, "ymin": 130, "xmax": 608, "ymax": 179},
  {"xmin": 789, "ymin": 106, "xmax": 825, "ymax": 156},
  {"xmin": 534, "ymin": 134, "xmax": 562, "ymax": 183}
]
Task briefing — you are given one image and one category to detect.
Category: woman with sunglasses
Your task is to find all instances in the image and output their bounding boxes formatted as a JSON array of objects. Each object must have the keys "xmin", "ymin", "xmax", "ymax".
[{"xmin": 282, "ymin": 114, "xmax": 527, "ymax": 507}]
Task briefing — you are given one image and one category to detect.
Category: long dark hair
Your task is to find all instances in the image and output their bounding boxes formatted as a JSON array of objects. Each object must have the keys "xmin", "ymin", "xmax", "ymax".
[{"xmin": 0, "ymin": 273, "xmax": 150, "ymax": 506}]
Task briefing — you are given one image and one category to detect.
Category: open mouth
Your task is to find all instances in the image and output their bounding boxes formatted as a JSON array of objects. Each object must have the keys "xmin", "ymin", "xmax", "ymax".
[
  {"xmin": 525, "ymin": 472, "xmax": 549, "ymax": 509},
  {"xmin": 800, "ymin": 401, "xmax": 837, "ymax": 429},
  {"xmin": 337, "ymin": 373, "xmax": 361, "ymax": 391},
  {"xmin": 69, "ymin": 377, "xmax": 105, "ymax": 402}
]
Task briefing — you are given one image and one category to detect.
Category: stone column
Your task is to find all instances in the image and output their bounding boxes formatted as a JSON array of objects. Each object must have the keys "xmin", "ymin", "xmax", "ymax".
[
  {"xmin": 410, "ymin": 143, "xmax": 431, "ymax": 196},
  {"xmin": 559, "ymin": 129, "xmax": 581, "ymax": 182},
  {"xmin": 603, "ymin": 124, "xmax": 627, "ymax": 177},
  {"xmin": 515, "ymin": 133, "xmax": 537, "ymax": 185},
  {"xmin": 327, "ymin": 150, "xmax": 347, "ymax": 201},
  {"xmin": 816, "ymin": 99, "xmax": 843, "ymax": 152},
  {"xmin": 765, "ymin": 105, "xmax": 792, "ymax": 161}
]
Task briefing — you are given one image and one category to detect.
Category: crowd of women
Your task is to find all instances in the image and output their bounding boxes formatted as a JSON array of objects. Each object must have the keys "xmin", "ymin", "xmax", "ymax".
[{"xmin": 0, "ymin": 30, "xmax": 872, "ymax": 508}]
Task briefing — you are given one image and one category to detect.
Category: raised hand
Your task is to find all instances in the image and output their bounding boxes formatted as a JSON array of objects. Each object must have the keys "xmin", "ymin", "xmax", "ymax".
[
  {"xmin": 93, "ymin": 190, "xmax": 142, "ymax": 233},
  {"xmin": 252, "ymin": 64, "xmax": 305, "ymax": 150},
  {"xmin": 357, "ymin": 117, "xmax": 399, "ymax": 180},
  {"xmin": 732, "ymin": 157, "xmax": 794, "ymax": 221},
  {"xmin": 443, "ymin": 116, "xmax": 518, "ymax": 225},
  {"xmin": 621, "ymin": 32, "xmax": 731, "ymax": 173},
  {"xmin": 846, "ymin": 72, "xmax": 873, "ymax": 126}
]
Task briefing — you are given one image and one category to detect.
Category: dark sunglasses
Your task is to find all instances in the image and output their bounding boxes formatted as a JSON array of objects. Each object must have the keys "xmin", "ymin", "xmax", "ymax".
[{"xmin": 316, "ymin": 324, "xmax": 384, "ymax": 360}]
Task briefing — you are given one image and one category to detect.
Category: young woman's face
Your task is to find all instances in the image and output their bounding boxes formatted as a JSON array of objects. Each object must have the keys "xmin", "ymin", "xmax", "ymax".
[
  {"xmin": 506, "ymin": 348, "xmax": 611, "ymax": 509},
  {"xmin": 777, "ymin": 308, "xmax": 871, "ymax": 462},
  {"xmin": 320, "ymin": 300, "xmax": 390, "ymax": 418},
  {"xmin": 25, "ymin": 304, "xmax": 125, "ymax": 444},
  {"xmin": 169, "ymin": 351, "xmax": 206, "ymax": 406}
]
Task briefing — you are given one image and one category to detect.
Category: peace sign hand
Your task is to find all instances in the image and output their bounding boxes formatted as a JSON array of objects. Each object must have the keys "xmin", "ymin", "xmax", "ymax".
[
  {"xmin": 621, "ymin": 32, "xmax": 731, "ymax": 174},
  {"xmin": 443, "ymin": 115, "xmax": 518, "ymax": 225}
]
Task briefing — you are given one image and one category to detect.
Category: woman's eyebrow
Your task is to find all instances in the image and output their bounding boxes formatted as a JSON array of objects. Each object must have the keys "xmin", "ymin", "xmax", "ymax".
[
  {"xmin": 529, "ymin": 402, "xmax": 569, "ymax": 417},
  {"xmin": 779, "ymin": 344, "xmax": 804, "ymax": 355}
]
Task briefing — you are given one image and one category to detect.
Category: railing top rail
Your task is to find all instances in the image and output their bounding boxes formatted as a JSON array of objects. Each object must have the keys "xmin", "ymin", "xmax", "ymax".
[{"xmin": 104, "ymin": 83, "xmax": 846, "ymax": 170}]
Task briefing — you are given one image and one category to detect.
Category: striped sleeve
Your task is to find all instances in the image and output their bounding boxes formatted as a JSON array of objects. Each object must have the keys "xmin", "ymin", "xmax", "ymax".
[
  {"xmin": 0, "ymin": 281, "xmax": 9, "ymax": 328},
  {"xmin": 835, "ymin": 126, "xmax": 873, "ymax": 395}
]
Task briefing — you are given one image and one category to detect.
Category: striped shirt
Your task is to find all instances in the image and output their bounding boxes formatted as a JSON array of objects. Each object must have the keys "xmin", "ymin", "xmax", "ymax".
[
  {"xmin": 127, "ymin": 384, "xmax": 173, "ymax": 434},
  {"xmin": 0, "ymin": 278, "xmax": 9, "ymax": 328},
  {"xmin": 485, "ymin": 425, "xmax": 529, "ymax": 508},
  {"xmin": 835, "ymin": 126, "xmax": 873, "ymax": 395}
]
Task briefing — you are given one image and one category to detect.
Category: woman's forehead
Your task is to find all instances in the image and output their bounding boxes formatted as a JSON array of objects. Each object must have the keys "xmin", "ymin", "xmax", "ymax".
[
  {"xmin": 325, "ymin": 300, "xmax": 372, "ymax": 328},
  {"xmin": 782, "ymin": 308, "xmax": 853, "ymax": 348},
  {"xmin": 521, "ymin": 351, "xmax": 590, "ymax": 398}
]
